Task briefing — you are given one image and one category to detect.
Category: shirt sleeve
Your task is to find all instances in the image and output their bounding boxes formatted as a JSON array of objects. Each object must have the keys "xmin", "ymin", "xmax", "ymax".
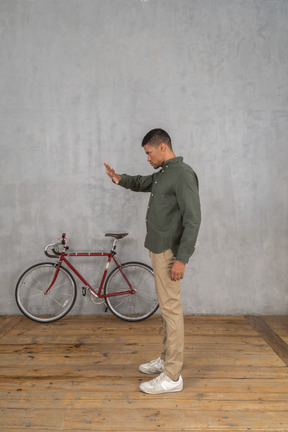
[
  {"xmin": 118, "ymin": 174, "xmax": 154, "ymax": 192},
  {"xmin": 174, "ymin": 169, "xmax": 201, "ymax": 263}
]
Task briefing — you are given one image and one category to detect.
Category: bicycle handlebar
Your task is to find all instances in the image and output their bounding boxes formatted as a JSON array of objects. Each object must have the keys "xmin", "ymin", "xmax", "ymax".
[
  {"xmin": 44, "ymin": 243, "xmax": 62, "ymax": 258},
  {"xmin": 44, "ymin": 233, "xmax": 68, "ymax": 258}
]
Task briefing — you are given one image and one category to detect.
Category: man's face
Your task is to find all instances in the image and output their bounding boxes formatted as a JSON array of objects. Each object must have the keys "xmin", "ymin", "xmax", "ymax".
[{"xmin": 144, "ymin": 143, "xmax": 164, "ymax": 169}]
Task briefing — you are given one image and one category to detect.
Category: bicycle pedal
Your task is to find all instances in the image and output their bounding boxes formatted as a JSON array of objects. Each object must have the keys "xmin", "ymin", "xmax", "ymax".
[{"xmin": 82, "ymin": 287, "xmax": 87, "ymax": 296}]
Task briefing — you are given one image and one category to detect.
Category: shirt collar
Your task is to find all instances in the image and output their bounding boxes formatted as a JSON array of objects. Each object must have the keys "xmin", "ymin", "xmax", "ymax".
[{"xmin": 162, "ymin": 156, "xmax": 183, "ymax": 169}]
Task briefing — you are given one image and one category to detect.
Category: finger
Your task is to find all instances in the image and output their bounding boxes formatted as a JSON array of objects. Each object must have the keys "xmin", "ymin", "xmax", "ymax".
[
  {"xmin": 104, "ymin": 164, "xmax": 115, "ymax": 177},
  {"xmin": 171, "ymin": 273, "xmax": 178, "ymax": 281},
  {"xmin": 171, "ymin": 273, "xmax": 182, "ymax": 281},
  {"xmin": 104, "ymin": 162, "xmax": 112, "ymax": 171}
]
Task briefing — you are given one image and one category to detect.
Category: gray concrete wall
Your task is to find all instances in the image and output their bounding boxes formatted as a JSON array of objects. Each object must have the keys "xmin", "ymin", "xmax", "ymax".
[{"xmin": 1, "ymin": 0, "xmax": 288, "ymax": 315}]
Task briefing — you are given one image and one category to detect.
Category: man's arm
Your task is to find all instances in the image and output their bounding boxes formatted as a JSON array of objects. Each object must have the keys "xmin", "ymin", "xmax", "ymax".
[
  {"xmin": 104, "ymin": 162, "xmax": 154, "ymax": 192},
  {"xmin": 171, "ymin": 170, "xmax": 201, "ymax": 281}
]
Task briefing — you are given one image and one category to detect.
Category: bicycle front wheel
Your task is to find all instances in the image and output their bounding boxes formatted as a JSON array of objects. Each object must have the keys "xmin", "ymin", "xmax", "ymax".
[
  {"xmin": 104, "ymin": 262, "xmax": 158, "ymax": 322},
  {"xmin": 15, "ymin": 263, "xmax": 77, "ymax": 323}
]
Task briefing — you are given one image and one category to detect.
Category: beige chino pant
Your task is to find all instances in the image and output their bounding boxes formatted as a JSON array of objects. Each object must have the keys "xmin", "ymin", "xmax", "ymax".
[{"xmin": 149, "ymin": 249, "xmax": 184, "ymax": 381}]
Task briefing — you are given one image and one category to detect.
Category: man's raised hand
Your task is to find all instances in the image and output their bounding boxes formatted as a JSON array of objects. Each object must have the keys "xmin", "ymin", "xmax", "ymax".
[{"xmin": 104, "ymin": 162, "xmax": 121, "ymax": 185}]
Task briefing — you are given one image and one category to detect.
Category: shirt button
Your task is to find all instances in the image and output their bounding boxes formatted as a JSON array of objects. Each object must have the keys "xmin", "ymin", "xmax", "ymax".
[{"xmin": 151, "ymin": 194, "xmax": 154, "ymax": 196}]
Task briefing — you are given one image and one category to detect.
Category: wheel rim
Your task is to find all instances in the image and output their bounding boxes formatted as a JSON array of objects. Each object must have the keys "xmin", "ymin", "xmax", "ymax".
[
  {"xmin": 16, "ymin": 264, "xmax": 76, "ymax": 322},
  {"xmin": 105, "ymin": 263, "xmax": 158, "ymax": 321}
]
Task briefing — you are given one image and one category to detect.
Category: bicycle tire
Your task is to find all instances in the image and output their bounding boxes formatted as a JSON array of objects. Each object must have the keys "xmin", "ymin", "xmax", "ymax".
[
  {"xmin": 15, "ymin": 262, "xmax": 77, "ymax": 323},
  {"xmin": 104, "ymin": 262, "xmax": 158, "ymax": 322}
]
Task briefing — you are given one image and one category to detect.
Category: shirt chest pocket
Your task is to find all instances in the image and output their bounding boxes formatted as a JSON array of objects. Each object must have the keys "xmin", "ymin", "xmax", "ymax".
[
  {"xmin": 151, "ymin": 181, "xmax": 177, "ymax": 206},
  {"xmin": 152, "ymin": 178, "xmax": 175, "ymax": 195},
  {"xmin": 155, "ymin": 185, "xmax": 176, "ymax": 200},
  {"xmin": 151, "ymin": 189, "xmax": 179, "ymax": 221}
]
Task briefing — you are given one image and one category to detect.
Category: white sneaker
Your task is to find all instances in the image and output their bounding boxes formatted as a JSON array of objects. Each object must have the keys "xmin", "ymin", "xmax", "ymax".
[
  {"xmin": 138, "ymin": 357, "xmax": 165, "ymax": 375},
  {"xmin": 139, "ymin": 372, "xmax": 183, "ymax": 394}
]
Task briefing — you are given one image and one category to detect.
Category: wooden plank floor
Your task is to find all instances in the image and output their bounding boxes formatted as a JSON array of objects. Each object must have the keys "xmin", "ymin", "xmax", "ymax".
[{"xmin": 0, "ymin": 315, "xmax": 288, "ymax": 431}]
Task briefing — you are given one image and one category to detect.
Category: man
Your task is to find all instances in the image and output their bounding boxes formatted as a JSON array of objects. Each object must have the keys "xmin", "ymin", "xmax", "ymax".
[{"xmin": 104, "ymin": 128, "xmax": 201, "ymax": 394}]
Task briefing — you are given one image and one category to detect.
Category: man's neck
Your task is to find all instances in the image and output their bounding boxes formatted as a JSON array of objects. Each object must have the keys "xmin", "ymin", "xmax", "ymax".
[{"xmin": 163, "ymin": 152, "xmax": 176, "ymax": 163}]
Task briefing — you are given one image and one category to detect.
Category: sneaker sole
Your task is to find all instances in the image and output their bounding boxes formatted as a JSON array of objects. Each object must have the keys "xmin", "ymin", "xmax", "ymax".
[
  {"xmin": 139, "ymin": 385, "xmax": 183, "ymax": 394},
  {"xmin": 138, "ymin": 367, "xmax": 164, "ymax": 375}
]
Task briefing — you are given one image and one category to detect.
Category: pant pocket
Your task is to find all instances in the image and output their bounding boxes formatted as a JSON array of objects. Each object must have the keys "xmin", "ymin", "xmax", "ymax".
[{"xmin": 163, "ymin": 249, "xmax": 175, "ymax": 262}]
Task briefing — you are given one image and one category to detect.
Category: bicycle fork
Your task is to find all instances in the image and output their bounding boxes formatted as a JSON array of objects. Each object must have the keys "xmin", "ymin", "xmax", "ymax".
[{"xmin": 44, "ymin": 262, "xmax": 62, "ymax": 295}]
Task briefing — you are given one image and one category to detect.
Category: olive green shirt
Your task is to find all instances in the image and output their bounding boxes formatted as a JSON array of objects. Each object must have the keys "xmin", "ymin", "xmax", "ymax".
[{"xmin": 118, "ymin": 156, "xmax": 201, "ymax": 263}]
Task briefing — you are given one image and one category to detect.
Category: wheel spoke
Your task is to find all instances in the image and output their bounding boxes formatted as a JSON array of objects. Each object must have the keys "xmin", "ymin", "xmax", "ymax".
[
  {"xmin": 15, "ymin": 263, "xmax": 76, "ymax": 323},
  {"xmin": 105, "ymin": 263, "xmax": 158, "ymax": 321}
]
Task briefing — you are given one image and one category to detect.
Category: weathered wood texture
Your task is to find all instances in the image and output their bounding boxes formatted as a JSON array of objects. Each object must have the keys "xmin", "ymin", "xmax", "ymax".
[
  {"xmin": 0, "ymin": 315, "xmax": 287, "ymax": 431},
  {"xmin": 245, "ymin": 315, "xmax": 288, "ymax": 366}
]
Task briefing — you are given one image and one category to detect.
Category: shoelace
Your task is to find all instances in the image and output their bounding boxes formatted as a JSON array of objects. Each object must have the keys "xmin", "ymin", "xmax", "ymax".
[
  {"xmin": 155, "ymin": 358, "xmax": 163, "ymax": 367},
  {"xmin": 151, "ymin": 372, "xmax": 165, "ymax": 384}
]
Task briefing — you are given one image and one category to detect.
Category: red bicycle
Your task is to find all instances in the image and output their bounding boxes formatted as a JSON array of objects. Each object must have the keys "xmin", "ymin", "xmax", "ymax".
[{"xmin": 15, "ymin": 233, "xmax": 158, "ymax": 323}]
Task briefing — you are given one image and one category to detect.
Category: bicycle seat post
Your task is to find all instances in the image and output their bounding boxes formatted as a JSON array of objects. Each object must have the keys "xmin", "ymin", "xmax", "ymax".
[{"xmin": 112, "ymin": 238, "xmax": 118, "ymax": 254}]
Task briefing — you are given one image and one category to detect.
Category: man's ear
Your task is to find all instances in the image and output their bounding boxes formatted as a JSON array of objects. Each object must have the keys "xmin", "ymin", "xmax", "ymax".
[{"xmin": 160, "ymin": 142, "xmax": 166, "ymax": 151}]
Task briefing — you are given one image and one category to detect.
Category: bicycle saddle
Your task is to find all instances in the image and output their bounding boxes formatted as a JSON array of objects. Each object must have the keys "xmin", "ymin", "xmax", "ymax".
[{"xmin": 105, "ymin": 233, "xmax": 128, "ymax": 239}]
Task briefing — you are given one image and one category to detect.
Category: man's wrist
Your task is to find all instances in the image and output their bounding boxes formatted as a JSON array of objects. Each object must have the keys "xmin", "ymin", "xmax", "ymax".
[{"xmin": 112, "ymin": 175, "xmax": 121, "ymax": 184}]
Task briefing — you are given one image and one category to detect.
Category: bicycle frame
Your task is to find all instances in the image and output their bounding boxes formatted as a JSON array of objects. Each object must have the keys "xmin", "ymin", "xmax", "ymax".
[{"xmin": 45, "ymin": 248, "xmax": 135, "ymax": 298}]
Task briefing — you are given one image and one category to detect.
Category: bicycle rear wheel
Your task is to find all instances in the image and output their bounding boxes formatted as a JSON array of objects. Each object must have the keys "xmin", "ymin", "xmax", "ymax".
[
  {"xmin": 104, "ymin": 262, "xmax": 158, "ymax": 322},
  {"xmin": 15, "ymin": 262, "xmax": 77, "ymax": 323}
]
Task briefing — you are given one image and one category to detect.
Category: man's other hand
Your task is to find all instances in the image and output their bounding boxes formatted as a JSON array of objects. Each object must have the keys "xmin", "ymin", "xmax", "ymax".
[{"xmin": 171, "ymin": 260, "xmax": 186, "ymax": 281}]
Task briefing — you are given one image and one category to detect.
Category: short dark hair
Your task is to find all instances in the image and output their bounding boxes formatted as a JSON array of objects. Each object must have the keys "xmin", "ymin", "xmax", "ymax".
[{"xmin": 141, "ymin": 128, "xmax": 172, "ymax": 149}]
